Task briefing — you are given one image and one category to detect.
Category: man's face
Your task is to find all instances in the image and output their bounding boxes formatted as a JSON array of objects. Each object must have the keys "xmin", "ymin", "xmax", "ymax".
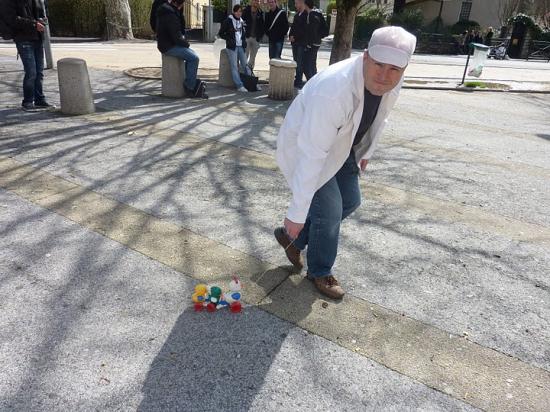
[
  {"xmin": 295, "ymin": 0, "xmax": 304, "ymax": 12},
  {"xmin": 363, "ymin": 52, "xmax": 406, "ymax": 96},
  {"xmin": 252, "ymin": 0, "xmax": 260, "ymax": 8},
  {"xmin": 268, "ymin": 0, "xmax": 277, "ymax": 10}
]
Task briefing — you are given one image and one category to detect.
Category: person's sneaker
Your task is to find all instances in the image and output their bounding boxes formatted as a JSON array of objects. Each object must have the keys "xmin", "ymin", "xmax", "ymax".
[
  {"xmin": 274, "ymin": 227, "xmax": 304, "ymax": 270},
  {"xmin": 34, "ymin": 100, "xmax": 53, "ymax": 109},
  {"xmin": 237, "ymin": 86, "xmax": 248, "ymax": 92},
  {"xmin": 307, "ymin": 274, "xmax": 345, "ymax": 300},
  {"xmin": 21, "ymin": 102, "xmax": 38, "ymax": 112},
  {"xmin": 255, "ymin": 85, "xmax": 262, "ymax": 92}
]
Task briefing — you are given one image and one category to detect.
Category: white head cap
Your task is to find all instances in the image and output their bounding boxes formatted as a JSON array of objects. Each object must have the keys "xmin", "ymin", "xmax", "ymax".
[{"xmin": 367, "ymin": 26, "xmax": 417, "ymax": 68}]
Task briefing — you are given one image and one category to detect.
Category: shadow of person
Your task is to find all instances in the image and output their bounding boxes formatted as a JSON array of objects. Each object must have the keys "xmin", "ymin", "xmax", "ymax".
[{"xmin": 137, "ymin": 266, "xmax": 322, "ymax": 411}]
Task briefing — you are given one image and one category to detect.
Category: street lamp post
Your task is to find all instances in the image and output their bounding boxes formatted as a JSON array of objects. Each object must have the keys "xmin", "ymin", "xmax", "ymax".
[{"xmin": 39, "ymin": 0, "xmax": 54, "ymax": 69}]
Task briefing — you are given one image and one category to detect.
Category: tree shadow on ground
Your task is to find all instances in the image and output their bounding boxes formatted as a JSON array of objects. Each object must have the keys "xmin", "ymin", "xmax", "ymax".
[{"xmin": 138, "ymin": 267, "xmax": 317, "ymax": 411}]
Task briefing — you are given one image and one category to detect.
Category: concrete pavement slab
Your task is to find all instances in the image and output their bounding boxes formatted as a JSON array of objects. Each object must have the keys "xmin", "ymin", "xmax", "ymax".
[{"xmin": 0, "ymin": 189, "xmax": 478, "ymax": 411}]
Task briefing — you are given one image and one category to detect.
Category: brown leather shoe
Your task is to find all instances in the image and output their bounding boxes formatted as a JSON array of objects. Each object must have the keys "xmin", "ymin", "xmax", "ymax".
[
  {"xmin": 308, "ymin": 274, "xmax": 345, "ymax": 300},
  {"xmin": 274, "ymin": 227, "xmax": 304, "ymax": 270}
]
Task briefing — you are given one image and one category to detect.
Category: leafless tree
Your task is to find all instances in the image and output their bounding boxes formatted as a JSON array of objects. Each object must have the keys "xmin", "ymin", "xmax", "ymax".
[{"xmin": 104, "ymin": 0, "xmax": 134, "ymax": 40}]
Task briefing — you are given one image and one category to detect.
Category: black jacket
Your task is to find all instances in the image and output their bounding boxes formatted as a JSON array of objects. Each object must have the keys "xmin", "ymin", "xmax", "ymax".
[
  {"xmin": 289, "ymin": 10, "xmax": 307, "ymax": 46},
  {"xmin": 242, "ymin": 5, "xmax": 264, "ymax": 41},
  {"xmin": 264, "ymin": 7, "xmax": 289, "ymax": 43},
  {"xmin": 4, "ymin": 0, "xmax": 45, "ymax": 43},
  {"xmin": 156, "ymin": 2, "xmax": 189, "ymax": 53},
  {"xmin": 218, "ymin": 15, "xmax": 247, "ymax": 51},
  {"xmin": 305, "ymin": 9, "xmax": 327, "ymax": 48},
  {"xmin": 150, "ymin": 0, "xmax": 184, "ymax": 33}
]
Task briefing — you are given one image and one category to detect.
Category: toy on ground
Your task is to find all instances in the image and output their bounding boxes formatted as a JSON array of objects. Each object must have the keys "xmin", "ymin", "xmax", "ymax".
[{"xmin": 192, "ymin": 276, "xmax": 242, "ymax": 313}]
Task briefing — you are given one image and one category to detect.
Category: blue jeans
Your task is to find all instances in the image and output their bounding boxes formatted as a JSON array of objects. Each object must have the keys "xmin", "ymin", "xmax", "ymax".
[
  {"xmin": 164, "ymin": 46, "xmax": 199, "ymax": 91},
  {"xmin": 292, "ymin": 44, "xmax": 305, "ymax": 87},
  {"xmin": 16, "ymin": 40, "xmax": 45, "ymax": 105},
  {"xmin": 226, "ymin": 46, "xmax": 250, "ymax": 89},
  {"xmin": 294, "ymin": 153, "xmax": 361, "ymax": 278},
  {"xmin": 269, "ymin": 41, "xmax": 284, "ymax": 59},
  {"xmin": 303, "ymin": 46, "xmax": 319, "ymax": 80}
]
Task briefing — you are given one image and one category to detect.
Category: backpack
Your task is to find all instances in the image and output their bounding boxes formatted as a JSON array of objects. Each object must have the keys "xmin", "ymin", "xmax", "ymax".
[{"xmin": 0, "ymin": 0, "xmax": 15, "ymax": 40}]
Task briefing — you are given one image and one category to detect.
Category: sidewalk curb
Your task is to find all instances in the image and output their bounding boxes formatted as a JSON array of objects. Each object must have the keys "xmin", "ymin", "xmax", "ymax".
[{"xmin": 403, "ymin": 85, "xmax": 550, "ymax": 93}]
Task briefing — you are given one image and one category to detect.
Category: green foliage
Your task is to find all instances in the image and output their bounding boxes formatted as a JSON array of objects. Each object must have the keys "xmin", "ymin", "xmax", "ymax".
[
  {"xmin": 508, "ymin": 13, "xmax": 544, "ymax": 39},
  {"xmin": 326, "ymin": 0, "xmax": 337, "ymax": 14},
  {"xmin": 212, "ymin": 0, "xmax": 227, "ymax": 12},
  {"xmin": 47, "ymin": 0, "xmax": 106, "ymax": 37},
  {"xmin": 47, "ymin": 0, "xmax": 156, "ymax": 38},
  {"xmin": 449, "ymin": 19, "xmax": 480, "ymax": 35},
  {"xmin": 354, "ymin": 7, "xmax": 387, "ymax": 40},
  {"xmin": 389, "ymin": 9, "xmax": 423, "ymax": 33}
]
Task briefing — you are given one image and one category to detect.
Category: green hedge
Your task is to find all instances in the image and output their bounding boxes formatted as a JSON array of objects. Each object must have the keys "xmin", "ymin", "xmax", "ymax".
[
  {"xmin": 354, "ymin": 7, "xmax": 386, "ymax": 41},
  {"xmin": 47, "ymin": 0, "xmax": 154, "ymax": 38}
]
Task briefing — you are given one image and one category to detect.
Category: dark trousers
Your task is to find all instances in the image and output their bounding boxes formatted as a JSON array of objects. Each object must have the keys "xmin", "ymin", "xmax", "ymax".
[
  {"xmin": 292, "ymin": 44, "xmax": 305, "ymax": 87},
  {"xmin": 304, "ymin": 46, "xmax": 319, "ymax": 80},
  {"xmin": 15, "ymin": 40, "xmax": 45, "ymax": 105},
  {"xmin": 269, "ymin": 41, "xmax": 284, "ymax": 59}
]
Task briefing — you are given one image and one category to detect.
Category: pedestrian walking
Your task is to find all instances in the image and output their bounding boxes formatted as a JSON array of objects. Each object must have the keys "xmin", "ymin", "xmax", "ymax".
[
  {"xmin": 289, "ymin": 0, "xmax": 307, "ymax": 88},
  {"xmin": 218, "ymin": 4, "xmax": 254, "ymax": 92},
  {"xmin": 274, "ymin": 27, "xmax": 416, "ymax": 299},
  {"xmin": 264, "ymin": 0, "xmax": 289, "ymax": 59},
  {"xmin": 2, "ymin": 0, "xmax": 52, "ymax": 111},
  {"xmin": 242, "ymin": 0, "xmax": 264, "ymax": 70},
  {"xmin": 156, "ymin": 0, "xmax": 207, "ymax": 98}
]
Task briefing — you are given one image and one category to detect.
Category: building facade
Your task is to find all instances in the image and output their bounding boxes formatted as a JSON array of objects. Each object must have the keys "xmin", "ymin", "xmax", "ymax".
[{"xmin": 405, "ymin": 0, "xmax": 504, "ymax": 29}]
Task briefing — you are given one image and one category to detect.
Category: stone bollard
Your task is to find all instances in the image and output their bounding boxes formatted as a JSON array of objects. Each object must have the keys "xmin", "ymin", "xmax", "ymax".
[
  {"xmin": 162, "ymin": 54, "xmax": 186, "ymax": 98},
  {"xmin": 218, "ymin": 49, "xmax": 234, "ymax": 88},
  {"xmin": 268, "ymin": 59, "xmax": 297, "ymax": 100},
  {"xmin": 57, "ymin": 58, "xmax": 95, "ymax": 115}
]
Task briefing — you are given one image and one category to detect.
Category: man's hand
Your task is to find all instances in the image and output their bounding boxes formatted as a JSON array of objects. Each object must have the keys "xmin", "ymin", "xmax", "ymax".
[
  {"xmin": 284, "ymin": 218, "xmax": 304, "ymax": 240},
  {"xmin": 36, "ymin": 21, "xmax": 45, "ymax": 32},
  {"xmin": 360, "ymin": 159, "xmax": 369, "ymax": 172},
  {"xmin": 289, "ymin": 35, "xmax": 295, "ymax": 43}
]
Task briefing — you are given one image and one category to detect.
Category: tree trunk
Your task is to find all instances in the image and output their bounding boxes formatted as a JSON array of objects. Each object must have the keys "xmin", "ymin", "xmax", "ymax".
[
  {"xmin": 393, "ymin": 0, "xmax": 406, "ymax": 14},
  {"xmin": 104, "ymin": 0, "xmax": 134, "ymax": 40},
  {"xmin": 329, "ymin": 3, "xmax": 360, "ymax": 64}
]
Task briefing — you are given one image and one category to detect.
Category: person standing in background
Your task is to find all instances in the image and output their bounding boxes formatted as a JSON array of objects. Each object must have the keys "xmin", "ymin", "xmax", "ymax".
[
  {"xmin": 484, "ymin": 27, "xmax": 494, "ymax": 46},
  {"xmin": 4, "ymin": 0, "xmax": 52, "ymax": 111},
  {"xmin": 265, "ymin": 0, "xmax": 289, "ymax": 59},
  {"xmin": 218, "ymin": 4, "xmax": 253, "ymax": 92},
  {"xmin": 303, "ymin": 0, "xmax": 328, "ymax": 81},
  {"xmin": 289, "ymin": 0, "xmax": 307, "ymax": 88},
  {"xmin": 242, "ymin": 0, "xmax": 264, "ymax": 70}
]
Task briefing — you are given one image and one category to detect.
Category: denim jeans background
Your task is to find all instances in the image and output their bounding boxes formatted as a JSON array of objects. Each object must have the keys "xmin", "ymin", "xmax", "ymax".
[
  {"xmin": 291, "ymin": 44, "xmax": 305, "ymax": 87},
  {"xmin": 164, "ymin": 46, "xmax": 200, "ymax": 91},
  {"xmin": 294, "ymin": 153, "xmax": 362, "ymax": 278},
  {"xmin": 303, "ymin": 46, "xmax": 319, "ymax": 81},
  {"xmin": 226, "ymin": 46, "xmax": 251, "ymax": 89},
  {"xmin": 269, "ymin": 41, "xmax": 284, "ymax": 59},
  {"xmin": 15, "ymin": 40, "xmax": 45, "ymax": 105},
  {"xmin": 245, "ymin": 37, "xmax": 260, "ymax": 69}
]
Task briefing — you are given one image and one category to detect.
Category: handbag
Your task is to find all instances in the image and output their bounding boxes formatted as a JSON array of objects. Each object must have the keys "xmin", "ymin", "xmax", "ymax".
[{"xmin": 239, "ymin": 70, "xmax": 259, "ymax": 92}]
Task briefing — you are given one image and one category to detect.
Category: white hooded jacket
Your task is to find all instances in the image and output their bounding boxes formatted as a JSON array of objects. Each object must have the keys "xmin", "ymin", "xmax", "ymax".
[{"xmin": 276, "ymin": 54, "xmax": 403, "ymax": 224}]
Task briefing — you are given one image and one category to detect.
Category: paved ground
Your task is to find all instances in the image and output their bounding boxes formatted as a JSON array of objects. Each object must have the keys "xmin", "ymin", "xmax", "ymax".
[
  {"xmin": 1, "ymin": 49, "xmax": 549, "ymax": 411},
  {"xmin": 1, "ymin": 40, "xmax": 550, "ymax": 90}
]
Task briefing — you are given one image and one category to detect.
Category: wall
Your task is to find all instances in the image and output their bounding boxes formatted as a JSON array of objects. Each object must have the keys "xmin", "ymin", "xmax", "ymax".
[{"xmin": 406, "ymin": 0, "xmax": 503, "ymax": 29}]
